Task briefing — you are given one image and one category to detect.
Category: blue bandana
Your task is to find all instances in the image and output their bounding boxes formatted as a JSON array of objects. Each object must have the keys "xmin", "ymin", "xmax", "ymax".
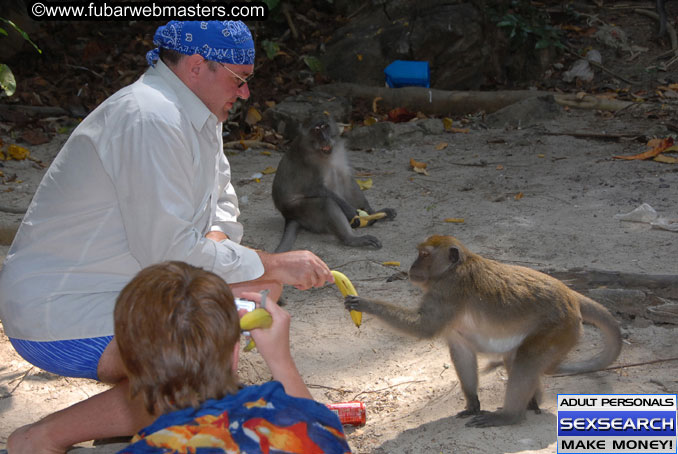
[{"xmin": 146, "ymin": 20, "xmax": 255, "ymax": 67}]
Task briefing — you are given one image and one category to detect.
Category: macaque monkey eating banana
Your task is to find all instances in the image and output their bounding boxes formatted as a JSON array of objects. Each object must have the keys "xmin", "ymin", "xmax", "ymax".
[
  {"xmin": 345, "ymin": 235, "xmax": 622, "ymax": 427},
  {"xmin": 271, "ymin": 117, "xmax": 396, "ymax": 252}
]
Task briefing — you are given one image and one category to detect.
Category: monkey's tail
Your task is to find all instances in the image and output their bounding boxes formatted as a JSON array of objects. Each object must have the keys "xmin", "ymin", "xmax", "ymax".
[
  {"xmin": 555, "ymin": 297, "xmax": 622, "ymax": 375},
  {"xmin": 274, "ymin": 219, "xmax": 300, "ymax": 253}
]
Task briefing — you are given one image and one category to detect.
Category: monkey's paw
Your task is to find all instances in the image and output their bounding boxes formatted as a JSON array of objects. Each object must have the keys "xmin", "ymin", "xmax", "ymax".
[
  {"xmin": 344, "ymin": 295, "xmax": 369, "ymax": 313},
  {"xmin": 381, "ymin": 208, "xmax": 397, "ymax": 220},
  {"xmin": 465, "ymin": 412, "xmax": 522, "ymax": 428},
  {"xmin": 455, "ymin": 408, "xmax": 485, "ymax": 419},
  {"xmin": 346, "ymin": 234, "xmax": 382, "ymax": 249}
]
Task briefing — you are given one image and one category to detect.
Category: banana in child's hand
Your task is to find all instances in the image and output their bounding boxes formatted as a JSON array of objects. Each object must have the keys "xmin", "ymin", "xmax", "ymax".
[
  {"xmin": 240, "ymin": 308, "xmax": 273, "ymax": 352},
  {"xmin": 240, "ymin": 308, "xmax": 273, "ymax": 331},
  {"xmin": 331, "ymin": 270, "xmax": 362, "ymax": 327}
]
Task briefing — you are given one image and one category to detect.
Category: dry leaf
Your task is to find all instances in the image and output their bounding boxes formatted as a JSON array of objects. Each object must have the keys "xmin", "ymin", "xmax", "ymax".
[
  {"xmin": 653, "ymin": 155, "xmax": 678, "ymax": 164},
  {"xmin": 576, "ymin": 91, "xmax": 587, "ymax": 100},
  {"xmin": 7, "ymin": 144, "xmax": 30, "ymax": 160},
  {"xmin": 537, "ymin": 154, "xmax": 545, "ymax": 158},
  {"xmin": 357, "ymin": 54, "xmax": 363, "ymax": 61},
  {"xmin": 448, "ymin": 127, "xmax": 469, "ymax": 134},
  {"xmin": 496, "ymin": 164, "xmax": 504, "ymax": 170},
  {"xmin": 245, "ymin": 107, "xmax": 262, "ymax": 126},
  {"xmin": 413, "ymin": 166, "xmax": 429, "ymax": 175},
  {"xmin": 260, "ymin": 151, "xmax": 272, "ymax": 156},
  {"xmin": 364, "ymin": 116, "xmax": 378, "ymax": 126},
  {"xmin": 435, "ymin": 142, "xmax": 448, "ymax": 150},
  {"xmin": 265, "ymin": 100, "xmax": 276, "ymax": 108},
  {"xmin": 410, "ymin": 158, "xmax": 427, "ymax": 170},
  {"xmin": 515, "ymin": 192, "xmax": 524, "ymax": 200},
  {"xmin": 444, "ymin": 218, "xmax": 465, "ymax": 223},
  {"xmin": 356, "ymin": 178, "xmax": 373, "ymax": 190},
  {"xmin": 261, "ymin": 166, "xmax": 276, "ymax": 175},
  {"xmin": 382, "ymin": 261, "xmax": 401, "ymax": 266},
  {"xmin": 613, "ymin": 137, "xmax": 674, "ymax": 160},
  {"xmin": 372, "ymin": 97, "xmax": 383, "ymax": 113},
  {"xmin": 443, "ymin": 117, "xmax": 454, "ymax": 131},
  {"xmin": 388, "ymin": 107, "xmax": 416, "ymax": 123}
]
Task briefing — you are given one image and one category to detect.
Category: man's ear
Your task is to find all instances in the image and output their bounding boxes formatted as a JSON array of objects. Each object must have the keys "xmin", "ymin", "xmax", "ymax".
[{"xmin": 185, "ymin": 54, "xmax": 205, "ymax": 79}]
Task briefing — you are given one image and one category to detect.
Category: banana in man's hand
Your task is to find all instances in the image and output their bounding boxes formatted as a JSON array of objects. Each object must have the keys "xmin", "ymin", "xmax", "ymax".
[{"xmin": 331, "ymin": 270, "xmax": 362, "ymax": 327}]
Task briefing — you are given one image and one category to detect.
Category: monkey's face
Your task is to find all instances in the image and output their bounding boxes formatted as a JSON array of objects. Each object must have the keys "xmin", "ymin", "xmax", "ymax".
[
  {"xmin": 306, "ymin": 120, "xmax": 339, "ymax": 155},
  {"xmin": 409, "ymin": 243, "xmax": 462, "ymax": 287}
]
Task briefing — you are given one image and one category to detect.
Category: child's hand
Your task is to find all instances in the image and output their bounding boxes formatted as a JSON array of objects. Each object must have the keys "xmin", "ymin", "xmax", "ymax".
[
  {"xmin": 238, "ymin": 291, "xmax": 310, "ymax": 399},
  {"xmin": 238, "ymin": 292, "xmax": 292, "ymax": 365}
]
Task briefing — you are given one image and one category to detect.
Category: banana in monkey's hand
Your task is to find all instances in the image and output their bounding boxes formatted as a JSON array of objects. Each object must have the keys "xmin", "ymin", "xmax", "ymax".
[{"xmin": 331, "ymin": 270, "xmax": 362, "ymax": 327}]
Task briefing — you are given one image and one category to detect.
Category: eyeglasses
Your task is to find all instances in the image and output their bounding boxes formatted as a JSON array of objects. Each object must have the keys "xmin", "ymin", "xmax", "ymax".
[{"xmin": 219, "ymin": 63, "xmax": 253, "ymax": 88}]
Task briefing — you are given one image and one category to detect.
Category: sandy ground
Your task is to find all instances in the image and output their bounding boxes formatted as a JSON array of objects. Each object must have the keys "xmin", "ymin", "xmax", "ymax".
[{"xmin": 1, "ymin": 106, "xmax": 677, "ymax": 453}]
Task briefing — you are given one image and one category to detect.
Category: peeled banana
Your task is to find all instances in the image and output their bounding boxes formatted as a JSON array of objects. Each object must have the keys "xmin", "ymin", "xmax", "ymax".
[
  {"xmin": 350, "ymin": 210, "xmax": 388, "ymax": 228},
  {"xmin": 240, "ymin": 308, "xmax": 273, "ymax": 331},
  {"xmin": 331, "ymin": 270, "xmax": 362, "ymax": 327}
]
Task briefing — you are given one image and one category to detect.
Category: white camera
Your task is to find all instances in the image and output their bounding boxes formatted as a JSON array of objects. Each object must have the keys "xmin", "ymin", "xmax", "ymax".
[
  {"xmin": 235, "ymin": 298, "xmax": 256, "ymax": 313},
  {"xmin": 235, "ymin": 298, "xmax": 256, "ymax": 336}
]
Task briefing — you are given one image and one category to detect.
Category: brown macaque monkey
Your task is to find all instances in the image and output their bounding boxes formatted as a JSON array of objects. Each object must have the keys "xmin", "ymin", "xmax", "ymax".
[
  {"xmin": 272, "ymin": 117, "xmax": 396, "ymax": 252},
  {"xmin": 345, "ymin": 235, "xmax": 622, "ymax": 427}
]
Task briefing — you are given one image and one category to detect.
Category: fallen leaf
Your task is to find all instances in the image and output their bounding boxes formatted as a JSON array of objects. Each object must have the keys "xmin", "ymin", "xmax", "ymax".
[
  {"xmin": 21, "ymin": 129, "xmax": 49, "ymax": 145},
  {"xmin": 444, "ymin": 218, "xmax": 465, "ymax": 223},
  {"xmin": 413, "ymin": 166, "xmax": 429, "ymax": 176},
  {"xmin": 7, "ymin": 144, "xmax": 30, "ymax": 160},
  {"xmin": 261, "ymin": 166, "xmax": 276, "ymax": 175},
  {"xmin": 515, "ymin": 192, "xmax": 524, "ymax": 200},
  {"xmin": 260, "ymin": 151, "xmax": 272, "ymax": 156},
  {"xmin": 357, "ymin": 54, "xmax": 363, "ymax": 61},
  {"xmin": 496, "ymin": 164, "xmax": 504, "ymax": 170},
  {"xmin": 435, "ymin": 142, "xmax": 448, "ymax": 150},
  {"xmin": 245, "ymin": 107, "xmax": 262, "ymax": 126},
  {"xmin": 356, "ymin": 178, "xmax": 373, "ymax": 190},
  {"xmin": 388, "ymin": 107, "xmax": 416, "ymax": 123},
  {"xmin": 382, "ymin": 261, "xmax": 401, "ymax": 266},
  {"xmin": 265, "ymin": 100, "xmax": 276, "ymax": 108},
  {"xmin": 537, "ymin": 154, "xmax": 545, "ymax": 158},
  {"xmin": 448, "ymin": 127, "xmax": 469, "ymax": 134},
  {"xmin": 372, "ymin": 97, "xmax": 383, "ymax": 113},
  {"xmin": 364, "ymin": 116, "xmax": 378, "ymax": 126},
  {"xmin": 443, "ymin": 117, "xmax": 454, "ymax": 131},
  {"xmin": 613, "ymin": 137, "xmax": 674, "ymax": 160},
  {"xmin": 576, "ymin": 91, "xmax": 587, "ymax": 100},
  {"xmin": 410, "ymin": 158, "xmax": 427, "ymax": 170},
  {"xmin": 653, "ymin": 155, "xmax": 678, "ymax": 164}
]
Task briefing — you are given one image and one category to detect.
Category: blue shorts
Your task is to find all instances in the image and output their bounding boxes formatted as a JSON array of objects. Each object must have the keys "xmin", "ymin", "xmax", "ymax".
[{"xmin": 8, "ymin": 336, "xmax": 114, "ymax": 381}]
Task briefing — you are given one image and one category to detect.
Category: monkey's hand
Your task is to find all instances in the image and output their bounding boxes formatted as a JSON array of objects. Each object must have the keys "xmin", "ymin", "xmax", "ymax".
[
  {"xmin": 381, "ymin": 208, "xmax": 397, "ymax": 220},
  {"xmin": 344, "ymin": 295, "xmax": 373, "ymax": 314}
]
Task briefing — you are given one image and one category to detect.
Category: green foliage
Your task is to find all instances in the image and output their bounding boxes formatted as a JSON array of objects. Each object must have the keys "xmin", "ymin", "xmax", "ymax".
[
  {"xmin": 0, "ymin": 18, "xmax": 41, "ymax": 54},
  {"xmin": 303, "ymin": 55, "xmax": 323, "ymax": 73},
  {"xmin": 261, "ymin": 39, "xmax": 280, "ymax": 60},
  {"xmin": 0, "ymin": 17, "xmax": 42, "ymax": 97},
  {"xmin": 0, "ymin": 64, "xmax": 16, "ymax": 97},
  {"xmin": 492, "ymin": 0, "xmax": 564, "ymax": 50}
]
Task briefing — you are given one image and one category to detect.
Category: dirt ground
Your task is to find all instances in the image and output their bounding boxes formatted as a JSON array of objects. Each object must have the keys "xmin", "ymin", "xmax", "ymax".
[{"xmin": 1, "ymin": 102, "xmax": 678, "ymax": 453}]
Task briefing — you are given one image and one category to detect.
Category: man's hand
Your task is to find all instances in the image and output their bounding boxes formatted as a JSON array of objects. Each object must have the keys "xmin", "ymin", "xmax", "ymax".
[
  {"xmin": 257, "ymin": 250, "xmax": 333, "ymax": 290},
  {"xmin": 206, "ymin": 231, "xmax": 229, "ymax": 242}
]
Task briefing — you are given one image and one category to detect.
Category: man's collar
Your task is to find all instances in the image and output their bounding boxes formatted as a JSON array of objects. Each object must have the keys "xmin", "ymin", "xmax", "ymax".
[{"xmin": 151, "ymin": 59, "xmax": 217, "ymax": 131}]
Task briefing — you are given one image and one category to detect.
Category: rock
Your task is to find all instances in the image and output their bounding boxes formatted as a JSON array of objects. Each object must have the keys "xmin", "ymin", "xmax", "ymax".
[
  {"xmin": 262, "ymin": 91, "xmax": 351, "ymax": 140},
  {"xmin": 484, "ymin": 95, "xmax": 562, "ymax": 129}
]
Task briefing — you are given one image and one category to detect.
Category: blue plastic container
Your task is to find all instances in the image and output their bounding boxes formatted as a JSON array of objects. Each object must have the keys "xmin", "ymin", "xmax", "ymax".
[{"xmin": 384, "ymin": 60, "xmax": 430, "ymax": 88}]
